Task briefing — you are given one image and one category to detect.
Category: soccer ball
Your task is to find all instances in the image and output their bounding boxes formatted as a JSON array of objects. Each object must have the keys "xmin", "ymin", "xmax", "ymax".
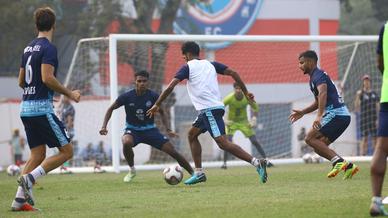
[
  {"xmin": 311, "ymin": 153, "xmax": 322, "ymax": 164},
  {"xmin": 7, "ymin": 164, "xmax": 21, "ymax": 176},
  {"xmin": 163, "ymin": 165, "xmax": 183, "ymax": 185},
  {"xmin": 302, "ymin": 153, "xmax": 322, "ymax": 164},
  {"xmin": 302, "ymin": 153, "xmax": 313, "ymax": 163}
]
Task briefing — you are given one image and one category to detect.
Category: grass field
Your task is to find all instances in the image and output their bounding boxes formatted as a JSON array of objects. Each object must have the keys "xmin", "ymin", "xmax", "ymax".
[{"xmin": 0, "ymin": 162, "xmax": 386, "ymax": 217}]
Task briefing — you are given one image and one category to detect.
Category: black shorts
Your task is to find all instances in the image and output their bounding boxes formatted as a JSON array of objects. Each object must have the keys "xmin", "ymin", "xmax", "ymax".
[
  {"xmin": 193, "ymin": 108, "xmax": 226, "ymax": 138},
  {"xmin": 378, "ymin": 103, "xmax": 388, "ymax": 137},
  {"xmin": 320, "ymin": 115, "xmax": 351, "ymax": 143},
  {"xmin": 123, "ymin": 128, "xmax": 169, "ymax": 150},
  {"xmin": 21, "ymin": 114, "xmax": 70, "ymax": 149}
]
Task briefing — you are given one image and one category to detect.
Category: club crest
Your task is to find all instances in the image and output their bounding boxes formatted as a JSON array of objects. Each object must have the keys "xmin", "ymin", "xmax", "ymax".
[{"xmin": 173, "ymin": 0, "xmax": 263, "ymax": 50}]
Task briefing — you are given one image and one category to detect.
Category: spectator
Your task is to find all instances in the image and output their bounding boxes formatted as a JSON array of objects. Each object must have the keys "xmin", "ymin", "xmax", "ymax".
[
  {"xmin": 95, "ymin": 141, "xmax": 108, "ymax": 166},
  {"xmin": 354, "ymin": 74, "xmax": 380, "ymax": 155},
  {"xmin": 58, "ymin": 96, "xmax": 76, "ymax": 173},
  {"xmin": 9, "ymin": 129, "xmax": 25, "ymax": 166},
  {"xmin": 82, "ymin": 143, "xmax": 95, "ymax": 162}
]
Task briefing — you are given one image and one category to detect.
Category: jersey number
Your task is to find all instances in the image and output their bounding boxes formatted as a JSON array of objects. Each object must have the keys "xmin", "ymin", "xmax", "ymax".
[{"xmin": 25, "ymin": 55, "xmax": 33, "ymax": 85}]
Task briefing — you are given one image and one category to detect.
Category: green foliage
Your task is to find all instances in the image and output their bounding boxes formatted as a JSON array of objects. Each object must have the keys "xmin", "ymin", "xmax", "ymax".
[
  {"xmin": 339, "ymin": 0, "xmax": 385, "ymax": 35},
  {"xmin": 0, "ymin": 162, "xmax": 379, "ymax": 217}
]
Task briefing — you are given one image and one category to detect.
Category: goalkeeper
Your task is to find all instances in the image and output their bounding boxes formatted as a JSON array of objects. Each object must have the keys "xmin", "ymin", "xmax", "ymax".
[{"xmin": 222, "ymin": 83, "xmax": 272, "ymax": 169}]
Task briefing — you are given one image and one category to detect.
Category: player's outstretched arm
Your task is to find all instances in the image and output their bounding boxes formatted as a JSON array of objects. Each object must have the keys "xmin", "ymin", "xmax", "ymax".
[
  {"xmin": 147, "ymin": 78, "xmax": 180, "ymax": 118},
  {"xmin": 223, "ymin": 68, "xmax": 255, "ymax": 103},
  {"xmin": 289, "ymin": 100, "xmax": 318, "ymax": 123},
  {"xmin": 41, "ymin": 64, "xmax": 81, "ymax": 102},
  {"xmin": 99, "ymin": 101, "xmax": 120, "ymax": 135}
]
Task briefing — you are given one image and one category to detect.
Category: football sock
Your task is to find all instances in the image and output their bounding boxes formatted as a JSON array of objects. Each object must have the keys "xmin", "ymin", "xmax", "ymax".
[
  {"xmin": 130, "ymin": 166, "xmax": 136, "ymax": 174},
  {"xmin": 372, "ymin": 196, "xmax": 382, "ymax": 204},
  {"xmin": 30, "ymin": 165, "xmax": 46, "ymax": 182},
  {"xmin": 251, "ymin": 157, "xmax": 259, "ymax": 167},
  {"xmin": 195, "ymin": 168, "xmax": 203, "ymax": 175},
  {"xmin": 330, "ymin": 156, "xmax": 344, "ymax": 166}
]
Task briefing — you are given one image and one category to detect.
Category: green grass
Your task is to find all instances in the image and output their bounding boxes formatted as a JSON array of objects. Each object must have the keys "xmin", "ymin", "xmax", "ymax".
[{"xmin": 0, "ymin": 162, "xmax": 385, "ymax": 217}]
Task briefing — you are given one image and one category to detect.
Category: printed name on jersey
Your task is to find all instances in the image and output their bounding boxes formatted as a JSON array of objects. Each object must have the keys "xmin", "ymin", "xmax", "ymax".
[
  {"xmin": 24, "ymin": 45, "xmax": 41, "ymax": 53},
  {"xmin": 23, "ymin": 86, "xmax": 36, "ymax": 95}
]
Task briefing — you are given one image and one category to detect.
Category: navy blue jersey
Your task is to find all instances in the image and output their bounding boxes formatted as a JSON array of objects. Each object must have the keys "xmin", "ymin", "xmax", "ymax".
[
  {"xmin": 174, "ymin": 60, "xmax": 227, "ymax": 81},
  {"xmin": 20, "ymin": 37, "xmax": 58, "ymax": 117},
  {"xmin": 116, "ymin": 89, "xmax": 159, "ymax": 131},
  {"xmin": 309, "ymin": 68, "xmax": 345, "ymax": 110}
]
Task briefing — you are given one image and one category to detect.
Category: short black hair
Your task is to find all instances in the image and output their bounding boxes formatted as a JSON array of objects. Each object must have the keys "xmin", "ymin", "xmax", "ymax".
[
  {"xmin": 299, "ymin": 50, "xmax": 318, "ymax": 63},
  {"xmin": 34, "ymin": 7, "xmax": 56, "ymax": 32},
  {"xmin": 181, "ymin": 41, "xmax": 200, "ymax": 56},
  {"xmin": 135, "ymin": 70, "xmax": 149, "ymax": 79}
]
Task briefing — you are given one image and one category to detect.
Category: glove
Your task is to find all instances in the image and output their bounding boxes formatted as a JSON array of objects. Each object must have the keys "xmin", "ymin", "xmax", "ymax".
[{"xmin": 249, "ymin": 116, "xmax": 257, "ymax": 128}]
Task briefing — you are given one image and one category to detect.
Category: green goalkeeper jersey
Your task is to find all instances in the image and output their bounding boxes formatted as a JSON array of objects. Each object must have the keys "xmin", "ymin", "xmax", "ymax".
[{"xmin": 223, "ymin": 92, "xmax": 259, "ymax": 123}]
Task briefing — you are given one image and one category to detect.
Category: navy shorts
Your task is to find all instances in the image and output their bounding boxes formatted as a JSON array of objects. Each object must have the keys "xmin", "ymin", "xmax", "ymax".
[
  {"xmin": 21, "ymin": 114, "xmax": 70, "ymax": 149},
  {"xmin": 319, "ymin": 114, "xmax": 350, "ymax": 143},
  {"xmin": 193, "ymin": 108, "xmax": 225, "ymax": 138},
  {"xmin": 123, "ymin": 128, "xmax": 168, "ymax": 150},
  {"xmin": 378, "ymin": 103, "xmax": 388, "ymax": 137}
]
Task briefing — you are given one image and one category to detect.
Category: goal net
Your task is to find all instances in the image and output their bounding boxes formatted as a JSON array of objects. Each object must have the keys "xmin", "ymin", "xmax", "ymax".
[{"xmin": 64, "ymin": 34, "xmax": 379, "ymax": 173}]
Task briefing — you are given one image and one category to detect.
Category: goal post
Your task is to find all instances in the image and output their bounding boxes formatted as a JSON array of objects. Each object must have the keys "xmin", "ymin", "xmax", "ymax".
[{"xmin": 66, "ymin": 34, "xmax": 378, "ymax": 173}]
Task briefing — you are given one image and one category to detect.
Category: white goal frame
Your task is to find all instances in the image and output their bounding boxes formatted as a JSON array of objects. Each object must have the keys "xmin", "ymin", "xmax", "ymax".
[{"xmin": 104, "ymin": 34, "xmax": 378, "ymax": 173}]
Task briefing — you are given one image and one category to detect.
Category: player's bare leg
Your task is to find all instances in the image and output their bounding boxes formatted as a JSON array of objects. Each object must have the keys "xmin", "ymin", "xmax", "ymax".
[
  {"xmin": 12, "ymin": 145, "xmax": 46, "ymax": 209},
  {"xmin": 161, "ymin": 142, "xmax": 194, "ymax": 175},
  {"xmin": 370, "ymin": 137, "xmax": 388, "ymax": 216},
  {"xmin": 187, "ymin": 127, "xmax": 203, "ymax": 169},
  {"xmin": 122, "ymin": 134, "xmax": 136, "ymax": 183},
  {"xmin": 22, "ymin": 145, "xmax": 46, "ymax": 174},
  {"xmin": 215, "ymin": 135, "xmax": 268, "ymax": 183},
  {"xmin": 16, "ymin": 143, "xmax": 73, "ymax": 208},
  {"xmin": 184, "ymin": 127, "xmax": 207, "ymax": 185},
  {"xmin": 221, "ymin": 135, "xmax": 233, "ymax": 169},
  {"xmin": 305, "ymin": 129, "xmax": 358, "ymax": 178}
]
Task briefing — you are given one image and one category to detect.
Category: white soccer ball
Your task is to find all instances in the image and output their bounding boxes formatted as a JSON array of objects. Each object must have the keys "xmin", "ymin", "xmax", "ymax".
[
  {"xmin": 311, "ymin": 153, "xmax": 322, "ymax": 164},
  {"xmin": 302, "ymin": 153, "xmax": 313, "ymax": 164},
  {"xmin": 163, "ymin": 165, "xmax": 183, "ymax": 185},
  {"xmin": 7, "ymin": 164, "xmax": 21, "ymax": 176}
]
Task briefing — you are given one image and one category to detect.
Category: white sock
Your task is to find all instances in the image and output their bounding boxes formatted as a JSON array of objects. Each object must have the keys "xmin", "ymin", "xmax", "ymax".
[
  {"xmin": 251, "ymin": 157, "xmax": 259, "ymax": 167},
  {"xmin": 14, "ymin": 186, "xmax": 25, "ymax": 199},
  {"xmin": 330, "ymin": 156, "xmax": 341, "ymax": 164},
  {"xmin": 372, "ymin": 196, "xmax": 382, "ymax": 204},
  {"xmin": 130, "ymin": 166, "xmax": 136, "ymax": 174},
  {"xmin": 30, "ymin": 165, "xmax": 46, "ymax": 182},
  {"xmin": 195, "ymin": 168, "xmax": 203, "ymax": 174}
]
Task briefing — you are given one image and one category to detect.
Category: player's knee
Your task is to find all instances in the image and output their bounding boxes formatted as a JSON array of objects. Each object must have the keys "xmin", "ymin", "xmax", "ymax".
[
  {"xmin": 214, "ymin": 137, "xmax": 228, "ymax": 150},
  {"xmin": 370, "ymin": 162, "xmax": 385, "ymax": 176},
  {"xmin": 188, "ymin": 132, "xmax": 197, "ymax": 142},
  {"xmin": 304, "ymin": 134, "xmax": 314, "ymax": 145},
  {"xmin": 62, "ymin": 145, "xmax": 73, "ymax": 160}
]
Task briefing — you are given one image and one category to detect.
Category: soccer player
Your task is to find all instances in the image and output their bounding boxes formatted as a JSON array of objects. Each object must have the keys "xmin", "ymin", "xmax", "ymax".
[
  {"xmin": 99, "ymin": 70, "xmax": 194, "ymax": 182},
  {"xmin": 354, "ymin": 74, "xmax": 379, "ymax": 156},
  {"xmin": 221, "ymin": 82, "xmax": 273, "ymax": 169},
  {"xmin": 147, "ymin": 41, "xmax": 268, "ymax": 185},
  {"xmin": 369, "ymin": 21, "xmax": 388, "ymax": 216},
  {"xmin": 11, "ymin": 7, "xmax": 81, "ymax": 211},
  {"xmin": 289, "ymin": 50, "xmax": 358, "ymax": 180}
]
